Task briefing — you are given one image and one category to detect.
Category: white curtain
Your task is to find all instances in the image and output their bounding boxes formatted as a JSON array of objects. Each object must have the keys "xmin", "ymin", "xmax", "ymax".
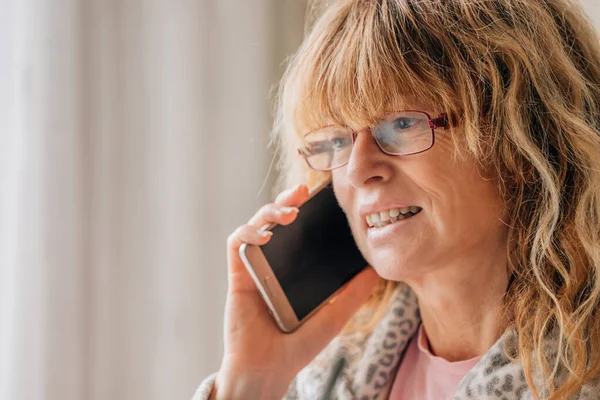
[{"xmin": 0, "ymin": 1, "xmax": 306, "ymax": 399}]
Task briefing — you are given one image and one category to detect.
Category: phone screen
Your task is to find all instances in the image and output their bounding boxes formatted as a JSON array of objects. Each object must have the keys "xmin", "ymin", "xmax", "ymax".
[{"xmin": 259, "ymin": 184, "xmax": 368, "ymax": 321}]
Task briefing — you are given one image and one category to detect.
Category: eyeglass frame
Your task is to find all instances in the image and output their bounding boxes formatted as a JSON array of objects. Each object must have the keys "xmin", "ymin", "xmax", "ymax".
[{"xmin": 297, "ymin": 110, "xmax": 456, "ymax": 172}]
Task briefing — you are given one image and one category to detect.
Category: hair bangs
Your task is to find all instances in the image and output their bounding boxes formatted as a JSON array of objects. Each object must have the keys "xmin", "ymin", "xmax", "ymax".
[{"xmin": 286, "ymin": 0, "xmax": 452, "ymax": 138}]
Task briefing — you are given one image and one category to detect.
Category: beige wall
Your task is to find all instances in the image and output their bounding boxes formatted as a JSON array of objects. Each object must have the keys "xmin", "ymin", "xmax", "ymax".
[{"xmin": 581, "ymin": 0, "xmax": 600, "ymax": 26}]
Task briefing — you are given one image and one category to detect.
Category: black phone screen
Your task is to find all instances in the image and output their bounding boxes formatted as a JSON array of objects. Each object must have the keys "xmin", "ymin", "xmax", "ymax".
[{"xmin": 260, "ymin": 184, "xmax": 368, "ymax": 321}]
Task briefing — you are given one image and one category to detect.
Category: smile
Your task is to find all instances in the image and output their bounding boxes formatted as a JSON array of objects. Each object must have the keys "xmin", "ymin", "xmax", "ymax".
[{"xmin": 366, "ymin": 206, "xmax": 423, "ymax": 228}]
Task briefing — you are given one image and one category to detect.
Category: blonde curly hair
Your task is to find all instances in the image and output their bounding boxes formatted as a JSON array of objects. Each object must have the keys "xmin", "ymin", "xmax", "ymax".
[{"xmin": 270, "ymin": 0, "xmax": 600, "ymax": 398}]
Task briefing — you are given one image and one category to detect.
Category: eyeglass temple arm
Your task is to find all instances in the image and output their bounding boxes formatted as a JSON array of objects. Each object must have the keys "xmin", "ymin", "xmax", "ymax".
[{"xmin": 430, "ymin": 112, "xmax": 455, "ymax": 130}]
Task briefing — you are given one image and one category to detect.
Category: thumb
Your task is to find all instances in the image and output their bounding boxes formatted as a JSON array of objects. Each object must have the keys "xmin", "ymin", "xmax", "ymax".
[{"xmin": 294, "ymin": 267, "xmax": 380, "ymax": 347}]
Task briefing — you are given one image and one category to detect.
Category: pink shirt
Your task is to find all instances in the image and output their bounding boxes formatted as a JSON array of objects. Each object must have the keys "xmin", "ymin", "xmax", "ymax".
[{"xmin": 389, "ymin": 324, "xmax": 482, "ymax": 400}]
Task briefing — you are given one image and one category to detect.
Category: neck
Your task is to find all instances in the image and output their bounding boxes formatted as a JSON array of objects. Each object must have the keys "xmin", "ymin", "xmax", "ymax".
[{"xmin": 404, "ymin": 246, "xmax": 510, "ymax": 362}]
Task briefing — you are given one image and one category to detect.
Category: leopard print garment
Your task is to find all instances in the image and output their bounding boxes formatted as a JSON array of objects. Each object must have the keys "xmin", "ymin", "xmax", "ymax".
[{"xmin": 193, "ymin": 283, "xmax": 600, "ymax": 399}]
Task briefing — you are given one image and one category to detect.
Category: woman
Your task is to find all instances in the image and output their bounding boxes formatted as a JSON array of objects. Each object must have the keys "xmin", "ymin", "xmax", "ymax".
[{"xmin": 195, "ymin": 0, "xmax": 600, "ymax": 398}]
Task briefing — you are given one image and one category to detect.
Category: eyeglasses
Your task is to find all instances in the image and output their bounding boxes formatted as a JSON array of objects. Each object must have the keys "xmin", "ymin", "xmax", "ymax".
[{"xmin": 297, "ymin": 110, "xmax": 454, "ymax": 171}]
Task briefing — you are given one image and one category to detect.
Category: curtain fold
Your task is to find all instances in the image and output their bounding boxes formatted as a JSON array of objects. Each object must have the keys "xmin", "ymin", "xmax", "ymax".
[{"xmin": 1, "ymin": 1, "xmax": 306, "ymax": 399}]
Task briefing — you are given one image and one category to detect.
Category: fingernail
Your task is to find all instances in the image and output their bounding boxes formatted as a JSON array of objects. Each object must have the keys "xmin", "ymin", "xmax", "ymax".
[
  {"xmin": 258, "ymin": 230, "xmax": 273, "ymax": 238},
  {"xmin": 280, "ymin": 206, "xmax": 299, "ymax": 214},
  {"xmin": 328, "ymin": 296, "xmax": 338, "ymax": 305}
]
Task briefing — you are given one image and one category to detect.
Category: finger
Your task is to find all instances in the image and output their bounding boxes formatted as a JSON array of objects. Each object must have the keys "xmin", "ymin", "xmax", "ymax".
[
  {"xmin": 293, "ymin": 267, "xmax": 380, "ymax": 346},
  {"xmin": 246, "ymin": 184, "xmax": 308, "ymax": 228},
  {"xmin": 226, "ymin": 225, "xmax": 274, "ymax": 293},
  {"xmin": 274, "ymin": 183, "xmax": 309, "ymax": 206},
  {"xmin": 230, "ymin": 224, "xmax": 274, "ymax": 246},
  {"xmin": 247, "ymin": 203, "xmax": 300, "ymax": 229}
]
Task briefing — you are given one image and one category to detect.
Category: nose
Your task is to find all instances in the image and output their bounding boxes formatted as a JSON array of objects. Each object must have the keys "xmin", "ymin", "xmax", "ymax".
[{"xmin": 345, "ymin": 129, "xmax": 393, "ymax": 188}]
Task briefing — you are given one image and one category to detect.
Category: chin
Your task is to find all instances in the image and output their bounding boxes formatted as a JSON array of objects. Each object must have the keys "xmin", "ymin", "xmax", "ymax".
[{"xmin": 369, "ymin": 258, "xmax": 414, "ymax": 282}]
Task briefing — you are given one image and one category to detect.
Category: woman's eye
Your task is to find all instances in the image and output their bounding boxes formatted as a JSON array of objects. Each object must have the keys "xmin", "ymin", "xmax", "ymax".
[
  {"xmin": 331, "ymin": 136, "xmax": 351, "ymax": 149},
  {"xmin": 393, "ymin": 117, "xmax": 417, "ymax": 130}
]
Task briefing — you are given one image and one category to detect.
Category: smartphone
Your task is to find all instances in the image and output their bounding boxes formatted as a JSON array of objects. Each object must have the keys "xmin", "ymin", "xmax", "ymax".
[{"xmin": 239, "ymin": 179, "xmax": 368, "ymax": 332}]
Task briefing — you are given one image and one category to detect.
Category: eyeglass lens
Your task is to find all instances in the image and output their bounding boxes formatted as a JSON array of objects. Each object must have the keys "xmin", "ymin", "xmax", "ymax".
[{"xmin": 303, "ymin": 111, "xmax": 434, "ymax": 171}]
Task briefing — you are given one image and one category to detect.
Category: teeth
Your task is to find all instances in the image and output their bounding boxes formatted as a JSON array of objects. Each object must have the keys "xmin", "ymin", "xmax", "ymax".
[
  {"xmin": 366, "ymin": 206, "xmax": 422, "ymax": 227},
  {"xmin": 379, "ymin": 210, "xmax": 390, "ymax": 222}
]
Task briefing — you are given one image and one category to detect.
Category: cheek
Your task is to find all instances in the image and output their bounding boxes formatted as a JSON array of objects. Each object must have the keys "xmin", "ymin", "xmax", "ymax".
[
  {"xmin": 412, "ymin": 148, "xmax": 503, "ymax": 231},
  {"xmin": 430, "ymin": 168, "xmax": 505, "ymax": 237}
]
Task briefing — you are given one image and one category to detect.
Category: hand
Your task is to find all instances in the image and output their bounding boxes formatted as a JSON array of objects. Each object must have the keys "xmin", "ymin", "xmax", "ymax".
[{"xmin": 212, "ymin": 184, "xmax": 379, "ymax": 400}]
